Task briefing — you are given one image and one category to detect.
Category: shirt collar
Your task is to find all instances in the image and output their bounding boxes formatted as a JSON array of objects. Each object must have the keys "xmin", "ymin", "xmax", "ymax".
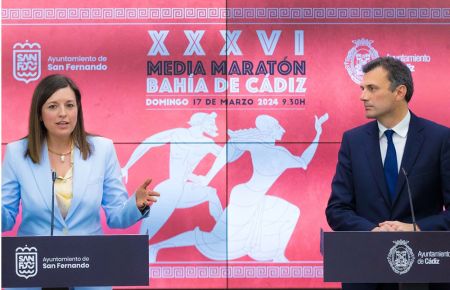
[{"xmin": 378, "ymin": 110, "xmax": 411, "ymax": 139}]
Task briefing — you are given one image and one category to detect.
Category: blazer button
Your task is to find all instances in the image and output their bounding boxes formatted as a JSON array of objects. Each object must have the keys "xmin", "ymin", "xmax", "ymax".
[{"xmin": 63, "ymin": 228, "xmax": 69, "ymax": 235}]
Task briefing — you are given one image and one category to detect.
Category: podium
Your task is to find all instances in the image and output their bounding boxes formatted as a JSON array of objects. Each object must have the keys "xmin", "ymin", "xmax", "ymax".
[
  {"xmin": 323, "ymin": 232, "xmax": 450, "ymax": 289},
  {"xmin": 2, "ymin": 235, "xmax": 149, "ymax": 288}
]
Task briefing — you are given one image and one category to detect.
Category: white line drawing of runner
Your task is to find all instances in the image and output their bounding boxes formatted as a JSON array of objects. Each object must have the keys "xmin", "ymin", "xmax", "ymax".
[
  {"xmin": 121, "ymin": 112, "xmax": 224, "ymax": 239},
  {"xmin": 148, "ymin": 113, "xmax": 329, "ymax": 263}
]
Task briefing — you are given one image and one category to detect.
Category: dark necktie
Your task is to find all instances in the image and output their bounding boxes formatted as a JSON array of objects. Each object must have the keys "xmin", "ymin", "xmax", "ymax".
[{"xmin": 384, "ymin": 129, "xmax": 398, "ymax": 200}]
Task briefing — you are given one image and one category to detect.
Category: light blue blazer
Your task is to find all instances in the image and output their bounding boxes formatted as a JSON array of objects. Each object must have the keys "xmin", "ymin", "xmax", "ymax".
[
  {"xmin": 2, "ymin": 136, "xmax": 146, "ymax": 236},
  {"xmin": 2, "ymin": 137, "xmax": 147, "ymax": 290}
]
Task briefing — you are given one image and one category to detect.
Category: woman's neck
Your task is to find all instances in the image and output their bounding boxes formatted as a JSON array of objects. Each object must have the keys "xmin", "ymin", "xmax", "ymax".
[{"xmin": 47, "ymin": 135, "xmax": 73, "ymax": 152}]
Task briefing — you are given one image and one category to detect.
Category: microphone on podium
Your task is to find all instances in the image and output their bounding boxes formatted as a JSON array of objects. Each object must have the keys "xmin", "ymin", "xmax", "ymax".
[
  {"xmin": 401, "ymin": 167, "xmax": 417, "ymax": 232},
  {"xmin": 51, "ymin": 170, "xmax": 57, "ymax": 236}
]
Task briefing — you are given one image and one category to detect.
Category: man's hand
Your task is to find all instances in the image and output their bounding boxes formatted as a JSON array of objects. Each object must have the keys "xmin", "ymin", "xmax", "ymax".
[
  {"xmin": 373, "ymin": 221, "xmax": 420, "ymax": 232},
  {"xmin": 372, "ymin": 224, "xmax": 396, "ymax": 231}
]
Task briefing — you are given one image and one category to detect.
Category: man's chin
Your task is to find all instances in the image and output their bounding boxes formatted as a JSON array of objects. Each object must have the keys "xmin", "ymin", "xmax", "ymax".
[{"xmin": 365, "ymin": 112, "xmax": 377, "ymax": 119}]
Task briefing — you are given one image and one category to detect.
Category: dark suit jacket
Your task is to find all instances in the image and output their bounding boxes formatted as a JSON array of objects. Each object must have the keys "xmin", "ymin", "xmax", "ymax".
[
  {"xmin": 326, "ymin": 113, "xmax": 450, "ymax": 290},
  {"xmin": 326, "ymin": 112, "xmax": 450, "ymax": 232}
]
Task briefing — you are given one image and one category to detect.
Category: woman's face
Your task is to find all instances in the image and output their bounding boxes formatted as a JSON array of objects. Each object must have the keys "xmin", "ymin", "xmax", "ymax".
[{"xmin": 41, "ymin": 86, "xmax": 78, "ymax": 141}]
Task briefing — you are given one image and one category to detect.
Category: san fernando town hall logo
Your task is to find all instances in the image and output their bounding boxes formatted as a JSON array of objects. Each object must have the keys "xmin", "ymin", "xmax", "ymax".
[
  {"xmin": 387, "ymin": 240, "xmax": 415, "ymax": 275},
  {"xmin": 15, "ymin": 245, "xmax": 38, "ymax": 279},
  {"xmin": 13, "ymin": 40, "xmax": 42, "ymax": 84}
]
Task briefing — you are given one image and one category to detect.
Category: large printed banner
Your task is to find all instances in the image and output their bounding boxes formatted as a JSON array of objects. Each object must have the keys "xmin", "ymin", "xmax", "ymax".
[{"xmin": 2, "ymin": 0, "xmax": 450, "ymax": 288}]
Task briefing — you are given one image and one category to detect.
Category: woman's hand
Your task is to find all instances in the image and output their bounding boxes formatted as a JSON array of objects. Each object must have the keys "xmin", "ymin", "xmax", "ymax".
[{"xmin": 135, "ymin": 179, "xmax": 160, "ymax": 210}]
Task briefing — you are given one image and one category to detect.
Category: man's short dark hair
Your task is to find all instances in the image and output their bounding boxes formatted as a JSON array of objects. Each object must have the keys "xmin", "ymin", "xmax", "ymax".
[{"xmin": 362, "ymin": 56, "xmax": 414, "ymax": 102}]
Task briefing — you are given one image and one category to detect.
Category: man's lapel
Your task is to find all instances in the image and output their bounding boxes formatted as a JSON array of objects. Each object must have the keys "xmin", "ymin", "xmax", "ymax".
[
  {"xmin": 392, "ymin": 113, "xmax": 424, "ymax": 207},
  {"xmin": 364, "ymin": 121, "xmax": 392, "ymax": 207}
]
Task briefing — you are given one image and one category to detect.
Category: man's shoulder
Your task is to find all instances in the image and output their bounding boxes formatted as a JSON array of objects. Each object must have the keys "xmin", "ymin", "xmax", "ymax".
[
  {"xmin": 413, "ymin": 114, "xmax": 449, "ymax": 134},
  {"xmin": 343, "ymin": 121, "xmax": 377, "ymax": 139}
]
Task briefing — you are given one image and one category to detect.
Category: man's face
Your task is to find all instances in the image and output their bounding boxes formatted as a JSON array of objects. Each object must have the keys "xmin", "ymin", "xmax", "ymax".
[{"xmin": 359, "ymin": 66, "xmax": 400, "ymax": 120}]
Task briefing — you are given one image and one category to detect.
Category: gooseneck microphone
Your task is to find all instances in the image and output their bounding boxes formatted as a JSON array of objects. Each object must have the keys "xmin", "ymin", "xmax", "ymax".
[
  {"xmin": 51, "ymin": 170, "xmax": 57, "ymax": 236},
  {"xmin": 401, "ymin": 167, "xmax": 417, "ymax": 232}
]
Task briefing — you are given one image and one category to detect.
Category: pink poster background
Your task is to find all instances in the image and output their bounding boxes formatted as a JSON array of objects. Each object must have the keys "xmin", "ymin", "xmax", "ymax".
[{"xmin": 2, "ymin": 0, "xmax": 450, "ymax": 288}]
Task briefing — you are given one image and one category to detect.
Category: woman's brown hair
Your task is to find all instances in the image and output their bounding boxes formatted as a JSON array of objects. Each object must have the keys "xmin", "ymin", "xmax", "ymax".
[{"xmin": 26, "ymin": 74, "xmax": 91, "ymax": 163}]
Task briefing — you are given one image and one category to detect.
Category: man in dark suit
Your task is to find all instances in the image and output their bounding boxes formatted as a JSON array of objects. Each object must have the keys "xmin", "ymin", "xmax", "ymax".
[{"xmin": 326, "ymin": 56, "xmax": 450, "ymax": 290}]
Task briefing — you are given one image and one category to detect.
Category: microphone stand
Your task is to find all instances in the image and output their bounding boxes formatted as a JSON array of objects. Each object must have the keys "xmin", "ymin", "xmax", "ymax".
[
  {"xmin": 51, "ymin": 171, "xmax": 57, "ymax": 236},
  {"xmin": 402, "ymin": 168, "xmax": 417, "ymax": 232},
  {"xmin": 399, "ymin": 168, "xmax": 428, "ymax": 290},
  {"xmin": 44, "ymin": 171, "xmax": 70, "ymax": 290}
]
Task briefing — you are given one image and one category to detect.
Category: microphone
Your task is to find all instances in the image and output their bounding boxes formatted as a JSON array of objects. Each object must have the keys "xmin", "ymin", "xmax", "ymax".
[
  {"xmin": 51, "ymin": 170, "xmax": 57, "ymax": 236},
  {"xmin": 401, "ymin": 167, "xmax": 417, "ymax": 232}
]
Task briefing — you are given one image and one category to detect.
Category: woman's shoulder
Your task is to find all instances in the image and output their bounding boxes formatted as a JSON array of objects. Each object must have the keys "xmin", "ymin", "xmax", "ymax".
[
  {"xmin": 88, "ymin": 135, "xmax": 113, "ymax": 144},
  {"xmin": 87, "ymin": 135, "xmax": 115, "ymax": 152},
  {"xmin": 4, "ymin": 139, "xmax": 28, "ymax": 162},
  {"xmin": 5, "ymin": 138, "xmax": 28, "ymax": 152}
]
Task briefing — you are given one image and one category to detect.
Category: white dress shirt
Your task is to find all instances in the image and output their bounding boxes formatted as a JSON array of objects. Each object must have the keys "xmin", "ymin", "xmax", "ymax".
[{"xmin": 378, "ymin": 110, "xmax": 411, "ymax": 172}]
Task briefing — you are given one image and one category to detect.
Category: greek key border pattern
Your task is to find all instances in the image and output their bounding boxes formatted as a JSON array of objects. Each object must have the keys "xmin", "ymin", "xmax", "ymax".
[
  {"xmin": 2, "ymin": 8, "xmax": 450, "ymax": 21},
  {"xmin": 149, "ymin": 265, "xmax": 323, "ymax": 279}
]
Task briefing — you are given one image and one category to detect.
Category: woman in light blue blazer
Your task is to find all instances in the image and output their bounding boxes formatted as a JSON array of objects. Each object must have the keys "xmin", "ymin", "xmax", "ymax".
[{"xmin": 2, "ymin": 74, "xmax": 159, "ymax": 290}]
